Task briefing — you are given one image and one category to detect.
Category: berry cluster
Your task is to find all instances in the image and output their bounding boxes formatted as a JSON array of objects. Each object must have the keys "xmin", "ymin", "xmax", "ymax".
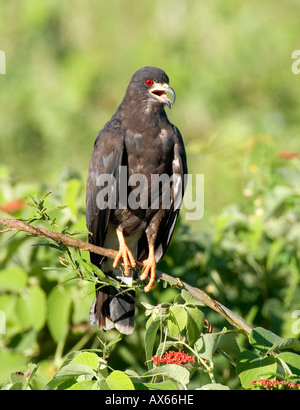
[
  {"xmin": 152, "ymin": 350, "xmax": 195, "ymax": 365},
  {"xmin": 250, "ymin": 379, "xmax": 300, "ymax": 390}
]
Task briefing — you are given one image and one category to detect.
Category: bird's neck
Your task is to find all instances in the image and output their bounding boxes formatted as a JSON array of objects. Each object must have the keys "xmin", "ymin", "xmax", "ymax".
[{"xmin": 116, "ymin": 96, "xmax": 168, "ymax": 132}]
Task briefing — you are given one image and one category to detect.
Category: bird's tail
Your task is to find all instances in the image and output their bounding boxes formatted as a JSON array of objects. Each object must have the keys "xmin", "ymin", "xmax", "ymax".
[
  {"xmin": 89, "ymin": 248, "xmax": 135, "ymax": 335},
  {"xmin": 89, "ymin": 282, "xmax": 135, "ymax": 335},
  {"xmin": 89, "ymin": 224, "xmax": 139, "ymax": 335}
]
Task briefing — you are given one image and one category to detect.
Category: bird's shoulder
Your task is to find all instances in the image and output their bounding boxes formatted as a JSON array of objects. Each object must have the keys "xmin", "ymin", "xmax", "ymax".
[
  {"xmin": 93, "ymin": 116, "xmax": 125, "ymax": 151},
  {"xmin": 167, "ymin": 122, "xmax": 186, "ymax": 155},
  {"xmin": 87, "ymin": 116, "xmax": 126, "ymax": 194},
  {"xmin": 168, "ymin": 122, "xmax": 184, "ymax": 147}
]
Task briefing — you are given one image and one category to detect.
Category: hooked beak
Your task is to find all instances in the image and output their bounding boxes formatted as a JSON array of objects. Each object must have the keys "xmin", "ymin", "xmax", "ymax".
[{"xmin": 149, "ymin": 83, "xmax": 176, "ymax": 109}]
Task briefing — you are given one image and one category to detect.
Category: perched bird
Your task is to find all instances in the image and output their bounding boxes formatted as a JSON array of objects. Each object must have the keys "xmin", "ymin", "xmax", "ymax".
[{"xmin": 86, "ymin": 66, "xmax": 187, "ymax": 334}]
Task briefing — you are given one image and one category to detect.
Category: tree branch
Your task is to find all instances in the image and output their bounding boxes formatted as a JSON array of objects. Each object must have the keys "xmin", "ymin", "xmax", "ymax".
[{"xmin": 0, "ymin": 217, "xmax": 252, "ymax": 335}]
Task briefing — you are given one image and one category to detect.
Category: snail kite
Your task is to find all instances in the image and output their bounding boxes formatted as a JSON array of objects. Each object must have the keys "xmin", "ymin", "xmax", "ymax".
[{"xmin": 86, "ymin": 66, "xmax": 187, "ymax": 334}]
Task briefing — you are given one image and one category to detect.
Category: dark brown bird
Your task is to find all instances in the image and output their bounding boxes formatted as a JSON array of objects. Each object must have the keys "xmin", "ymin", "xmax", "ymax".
[{"xmin": 86, "ymin": 66, "xmax": 187, "ymax": 334}]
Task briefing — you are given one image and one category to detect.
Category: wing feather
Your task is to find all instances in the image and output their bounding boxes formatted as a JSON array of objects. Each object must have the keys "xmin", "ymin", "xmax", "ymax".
[
  {"xmin": 86, "ymin": 128, "xmax": 125, "ymax": 266},
  {"xmin": 137, "ymin": 125, "xmax": 187, "ymax": 262}
]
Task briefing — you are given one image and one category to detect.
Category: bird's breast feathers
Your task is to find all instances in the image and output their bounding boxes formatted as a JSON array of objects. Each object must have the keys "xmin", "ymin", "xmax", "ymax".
[{"xmin": 125, "ymin": 127, "xmax": 174, "ymax": 164}]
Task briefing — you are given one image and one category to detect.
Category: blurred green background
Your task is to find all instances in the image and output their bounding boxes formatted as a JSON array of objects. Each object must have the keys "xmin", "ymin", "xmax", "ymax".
[
  {"xmin": 0, "ymin": 0, "xmax": 300, "ymax": 389},
  {"xmin": 1, "ymin": 0, "xmax": 300, "ymax": 218}
]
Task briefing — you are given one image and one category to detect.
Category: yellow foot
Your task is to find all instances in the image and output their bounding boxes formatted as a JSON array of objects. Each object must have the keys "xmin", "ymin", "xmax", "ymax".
[
  {"xmin": 140, "ymin": 245, "xmax": 156, "ymax": 292},
  {"xmin": 113, "ymin": 229, "xmax": 136, "ymax": 276}
]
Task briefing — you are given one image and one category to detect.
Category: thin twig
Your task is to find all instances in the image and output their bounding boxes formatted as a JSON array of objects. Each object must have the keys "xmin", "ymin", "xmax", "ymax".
[
  {"xmin": 0, "ymin": 217, "xmax": 252, "ymax": 335},
  {"xmin": 0, "ymin": 228, "xmax": 14, "ymax": 233}
]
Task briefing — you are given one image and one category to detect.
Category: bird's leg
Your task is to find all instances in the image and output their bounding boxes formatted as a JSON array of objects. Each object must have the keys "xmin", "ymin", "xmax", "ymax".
[
  {"xmin": 140, "ymin": 244, "xmax": 156, "ymax": 292},
  {"xmin": 113, "ymin": 229, "xmax": 136, "ymax": 276}
]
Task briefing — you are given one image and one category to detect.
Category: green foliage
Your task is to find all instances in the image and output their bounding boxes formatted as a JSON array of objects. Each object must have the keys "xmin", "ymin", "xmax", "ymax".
[
  {"xmin": 0, "ymin": 154, "xmax": 300, "ymax": 390},
  {"xmin": 236, "ymin": 327, "xmax": 300, "ymax": 389}
]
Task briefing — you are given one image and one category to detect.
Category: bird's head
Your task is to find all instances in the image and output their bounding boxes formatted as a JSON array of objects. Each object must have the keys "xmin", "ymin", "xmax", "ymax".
[{"xmin": 126, "ymin": 66, "xmax": 176, "ymax": 111}]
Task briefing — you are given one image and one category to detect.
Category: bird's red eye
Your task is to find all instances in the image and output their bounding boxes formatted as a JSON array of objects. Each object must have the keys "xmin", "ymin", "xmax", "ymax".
[{"xmin": 145, "ymin": 79, "xmax": 154, "ymax": 87}]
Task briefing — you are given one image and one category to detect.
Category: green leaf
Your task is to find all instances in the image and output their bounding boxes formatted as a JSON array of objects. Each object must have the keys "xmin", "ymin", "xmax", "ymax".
[
  {"xmin": 167, "ymin": 305, "xmax": 187, "ymax": 337},
  {"xmin": 67, "ymin": 380, "xmax": 98, "ymax": 390},
  {"xmin": 70, "ymin": 352, "xmax": 99, "ymax": 370},
  {"xmin": 249, "ymin": 327, "xmax": 282, "ymax": 353},
  {"xmin": 194, "ymin": 332, "xmax": 221, "ymax": 362},
  {"xmin": 266, "ymin": 337, "xmax": 300, "ymax": 355},
  {"xmin": 105, "ymin": 370, "xmax": 135, "ymax": 390},
  {"xmin": 186, "ymin": 306, "xmax": 205, "ymax": 345},
  {"xmin": 0, "ymin": 351, "xmax": 28, "ymax": 385},
  {"xmin": 59, "ymin": 351, "xmax": 82, "ymax": 368},
  {"xmin": 16, "ymin": 286, "xmax": 47, "ymax": 331},
  {"xmin": 8, "ymin": 363, "xmax": 39, "ymax": 390},
  {"xmin": 64, "ymin": 178, "xmax": 82, "ymax": 217},
  {"xmin": 134, "ymin": 381, "xmax": 178, "ymax": 390},
  {"xmin": 72, "ymin": 282, "xmax": 95, "ymax": 325},
  {"xmin": 104, "ymin": 334, "xmax": 122, "ymax": 358},
  {"xmin": 44, "ymin": 363, "xmax": 96, "ymax": 390},
  {"xmin": 0, "ymin": 267, "xmax": 28, "ymax": 292},
  {"xmin": 10, "ymin": 372, "xmax": 27, "ymax": 388},
  {"xmin": 47, "ymin": 286, "xmax": 73, "ymax": 343},
  {"xmin": 143, "ymin": 364, "xmax": 190, "ymax": 387},
  {"xmin": 78, "ymin": 256, "xmax": 106, "ymax": 279},
  {"xmin": 197, "ymin": 383, "xmax": 230, "ymax": 390},
  {"xmin": 236, "ymin": 350, "xmax": 277, "ymax": 389},
  {"xmin": 9, "ymin": 382, "xmax": 25, "ymax": 390},
  {"xmin": 217, "ymin": 332, "xmax": 240, "ymax": 359},
  {"xmin": 25, "ymin": 363, "xmax": 39, "ymax": 388},
  {"xmin": 141, "ymin": 301, "xmax": 157, "ymax": 316},
  {"xmin": 181, "ymin": 289, "xmax": 205, "ymax": 306},
  {"xmin": 156, "ymin": 341, "xmax": 178, "ymax": 358},
  {"xmin": 194, "ymin": 329, "xmax": 239, "ymax": 362},
  {"xmin": 144, "ymin": 319, "xmax": 160, "ymax": 369},
  {"xmin": 276, "ymin": 352, "xmax": 300, "ymax": 377}
]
